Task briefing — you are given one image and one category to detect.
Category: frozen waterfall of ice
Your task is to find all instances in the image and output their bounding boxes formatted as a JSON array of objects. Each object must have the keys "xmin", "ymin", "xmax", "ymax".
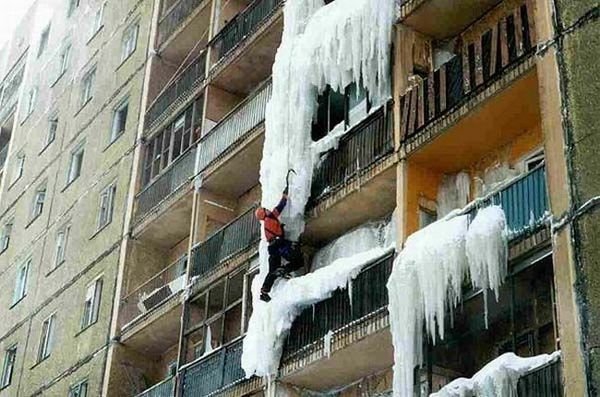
[
  {"xmin": 430, "ymin": 351, "xmax": 560, "ymax": 397},
  {"xmin": 243, "ymin": 0, "xmax": 396, "ymax": 381},
  {"xmin": 387, "ymin": 206, "xmax": 508, "ymax": 397}
]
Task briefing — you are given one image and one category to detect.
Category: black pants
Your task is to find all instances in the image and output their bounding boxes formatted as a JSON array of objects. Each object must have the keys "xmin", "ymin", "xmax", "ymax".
[{"xmin": 261, "ymin": 238, "xmax": 303, "ymax": 293}]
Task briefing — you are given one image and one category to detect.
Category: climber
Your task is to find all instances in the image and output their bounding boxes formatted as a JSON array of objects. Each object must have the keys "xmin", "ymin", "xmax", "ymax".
[{"xmin": 255, "ymin": 180, "xmax": 303, "ymax": 302}]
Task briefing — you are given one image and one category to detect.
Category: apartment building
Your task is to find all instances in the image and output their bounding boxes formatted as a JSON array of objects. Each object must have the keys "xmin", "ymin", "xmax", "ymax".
[{"xmin": 0, "ymin": 0, "xmax": 153, "ymax": 395}]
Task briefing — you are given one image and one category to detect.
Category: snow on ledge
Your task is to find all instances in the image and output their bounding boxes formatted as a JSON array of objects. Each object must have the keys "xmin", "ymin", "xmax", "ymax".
[{"xmin": 430, "ymin": 351, "xmax": 561, "ymax": 397}]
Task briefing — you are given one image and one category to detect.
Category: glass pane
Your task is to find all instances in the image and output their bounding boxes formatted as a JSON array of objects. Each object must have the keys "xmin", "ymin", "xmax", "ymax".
[
  {"xmin": 207, "ymin": 317, "xmax": 223, "ymax": 351},
  {"xmin": 207, "ymin": 282, "xmax": 225, "ymax": 319},
  {"xmin": 227, "ymin": 271, "xmax": 244, "ymax": 306},
  {"xmin": 187, "ymin": 294, "xmax": 207, "ymax": 329},
  {"xmin": 223, "ymin": 304, "xmax": 242, "ymax": 344},
  {"xmin": 186, "ymin": 326, "xmax": 206, "ymax": 362}
]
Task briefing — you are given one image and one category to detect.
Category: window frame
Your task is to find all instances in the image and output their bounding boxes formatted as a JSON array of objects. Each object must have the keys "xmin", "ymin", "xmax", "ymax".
[
  {"xmin": 67, "ymin": 144, "xmax": 85, "ymax": 185},
  {"xmin": 37, "ymin": 313, "xmax": 56, "ymax": 363},
  {"xmin": 81, "ymin": 277, "xmax": 103, "ymax": 330},
  {"xmin": 0, "ymin": 218, "xmax": 13, "ymax": 253},
  {"xmin": 37, "ymin": 25, "xmax": 51, "ymax": 58},
  {"xmin": 12, "ymin": 259, "xmax": 30, "ymax": 306},
  {"xmin": 120, "ymin": 21, "xmax": 139, "ymax": 62},
  {"xmin": 53, "ymin": 223, "xmax": 71, "ymax": 269},
  {"xmin": 110, "ymin": 97, "xmax": 129, "ymax": 143},
  {"xmin": 97, "ymin": 183, "xmax": 116, "ymax": 231},
  {"xmin": 31, "ymin": 184, "xmax": 47, "ymax": 221},
  {"xmin": 68, "ymin": 379, "xmax": 88, "ymax": 397},
  {"xmin": 11, "ymin": 152, "xmax": 25, "ymax": 185},
  {"xmin": 45, "ymin": 116, "xmax": 58, "ymax": 149},
  {"xmin": 90, "ymin": 2, "xmax": 106, "ymax": 39},
  {"xmin": 56, "ymin": 44, "xmax": 72, "ymax": 82},
  {"xmin": 80, "ymin": 67, "xmax": 96, "ymax": 108},
  {"xmin": 0, "ymin": 345, "xmax": 17, "ymax": 389},
  {"xmin": 24, "ymin": 86, "xmax": 38, "ymax": 118}
]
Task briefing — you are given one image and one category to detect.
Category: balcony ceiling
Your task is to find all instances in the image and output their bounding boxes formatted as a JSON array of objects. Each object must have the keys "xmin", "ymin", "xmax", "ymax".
[
  {"xmin": 409, "ymin": 68, "xmax": 541, "ymax": 173},
  {"xmin": 210, "ymin": 16, "xmax": 282, "ymax": 96},
  {"xmin": 401, "ymin": 0, "xmax": 502, "ymax": 39}
]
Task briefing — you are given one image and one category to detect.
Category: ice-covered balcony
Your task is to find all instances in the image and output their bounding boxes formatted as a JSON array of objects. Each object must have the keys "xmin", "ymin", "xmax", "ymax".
[
  {"xmin": 198, "ymin": 79, "xmax": 271, "ymax": 198},
  {"xmin": 0, "ymin": 56, "xmax": 25, "ymax": 123},
  {"xmin": 399, "ymin": 0, "xmax": 538, "ymax": 156},
  {"xmin": 189, "ymin": 207, "xmax": 260, "ymax": 287},
  {"xmin": 397, "ymin": 0, "xmax": 502, "ymax": 40},
  {"xmin": 304, "ymin": 102, "xmax": 397, "ymax": 244},
  {"xmin": 517, "ymin": 359, "xmax": 563, "ymax": 397},
  {"xmin": 156, "ymin": 0, "xmax": 212, "ymax": 59},
  {"xmin": 208, "ymin": 0, "xmax": 283, "ymax": 95},
  {"xmin": 279, "ymin": 253, "xmax": 394, "ymax": 390}
]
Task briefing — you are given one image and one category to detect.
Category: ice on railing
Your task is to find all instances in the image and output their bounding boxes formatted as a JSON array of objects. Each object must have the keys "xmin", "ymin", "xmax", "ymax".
[
  {"xmin": 387, "ymin": 206, "xmax": 508, "ymax": 397},
  {"xmin": 430, "ymin": 351, "xmax": 560, "ymax": 397}
]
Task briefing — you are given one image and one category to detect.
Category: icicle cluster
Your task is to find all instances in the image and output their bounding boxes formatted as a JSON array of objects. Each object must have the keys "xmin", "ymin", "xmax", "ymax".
[
  {"xmin": 243, "ymin": 0, "xmax": 396, "ymax": 380},
  {"xmin": 431, "ymin": 351, "xmax": 560, "ymax": 397},
  {"xmin": 387, "ymin": 206, "xmax": 508, "ymax": 397}
]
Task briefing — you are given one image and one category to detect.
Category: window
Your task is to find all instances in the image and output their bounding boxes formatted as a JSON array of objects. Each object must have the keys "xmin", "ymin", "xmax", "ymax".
[
  {"xmin": 37, "ymin": 313, "xmax": 56, "ymax": 362},
  {"xmin": 97, "ymin": 184, "xmax": 116, "ymax": 230},
  {"xmin": 110, "ymin": 99, "xmax": 128, "ymax": 142},
  {"xmin": 525, "ymin": 150, "xmax": 545, "ymax": 171},
  {"xmin": 141, "ymin": 104, "xmax": 198, "ymax": 187},
  {"xmin": 32, "ymin": 186, "xmax": 46, "ymax": 219},
  {"xmin": 0, "ymin": 346, "xmax": 16, "ymax": 388},
  {"xmin": 24, "ymin": 87, "xmax": 38, "ymax": 118},
  {"xmin": 53, "ymin": 225, "xmax": 70, "ymax": 268},
  {"xmin": 81, "ymin": 278, "xmax": 102, "ymax": 329},
  {"xmin": 68, "ymin": 380, "xmax": 88, "ymax": 397},
  {"xmin": 38, "ymin": 25, "xmax": 51, "ymax": 58},
  {"xmin": 80, "ymin": 68, "xmax": 96, "ymax": 107},
  {"xmin": 67, "ymin": 145, "xmax": 84, "ymax": 184},
  {"xmin": 67, "ymin": 0, "xmax": 80, "ymax": 17},
  {"xmin": 91, "ymin": 3, "xmax": 106, "ymax": 38},
  {"xmin": 11, "ymin": 153, "xmax": 24, "ymax": 184},
  {"xmin": 47, "ymin": 117, "xmax": 58, "ymax": 147},
  {"xmin": 58, "ymin": 45, "xmax": 71, "ymax": 78},
  {"xmin": 12, "ymin": 260, "xmax": 30, "ymax": 305},
  {"xmin": 1, "ymin": 219, "xmax": 13, "ymax": 252},
  {"xmin": 121, "ymin": 22, "xmax": 139, "ymax": 61}
]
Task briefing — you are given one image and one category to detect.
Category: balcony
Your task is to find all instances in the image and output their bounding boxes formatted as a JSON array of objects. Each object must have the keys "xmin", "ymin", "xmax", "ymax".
[
  {"xmin": 135, "ymin": 146, "xmax": 196, "ymax": 231},
  {"xmin": 304, "ymin": 103, "xmax": 396, "ymax": 243},
  {"xmin": 463, "ymin": 165, "xmax": 548, "ymax": 244},
  {"xmin": 120, "ymin": 255, "xmax": 188, "ymax": 329},
  {"xmin": 135, "ymin": 376, "xmax": 175, "ymax": 397},
  {"xmin": 199, "ymin": 79, "xmax": 271, "ymax": 197},
  {"xmin": 157, "ymin": 0, "xmax": 212, "ymax": 57},
  {"xmin": 400, "ymin": 0, "xmax": 537, "ymax": 155},
  {"xmin": 190, "ymin": 207, "xmax": 260, "ymax": 281},
  {"xmin": 179, "ymin": 338, "xmax": 260, "ymax": 397},
  {"xmin": 517, "ymin": 359, "xmax": 563, "ymax": 397},
  {"xmin": 208, "ymin": 0, "xmax": 283, "ymax": 95},
  {"xmin": 280, "ymin": 254, "xmax": 394, "ymax": 390},
  {"xmin": 397, "ymin": 0, "xmax": 502, "ymax": 39},
  {"xmin": 0, "ymin": 60, "xmax": 25, "ymax": 122},
  {"xmin": 145, "ymin": 52, "xmax": 206, "ymax": 134}
]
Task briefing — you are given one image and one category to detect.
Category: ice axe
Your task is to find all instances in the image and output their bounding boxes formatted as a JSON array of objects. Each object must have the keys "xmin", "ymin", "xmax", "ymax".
[{"xmin": 285, "ymin": 169, "xmax": 296, "ymax": 190}]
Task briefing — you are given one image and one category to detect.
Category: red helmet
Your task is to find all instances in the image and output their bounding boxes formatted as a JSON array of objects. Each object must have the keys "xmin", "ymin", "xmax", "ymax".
[{"xmin": 255, "ymin": 207, "xmax": 267, "ymax": 220}]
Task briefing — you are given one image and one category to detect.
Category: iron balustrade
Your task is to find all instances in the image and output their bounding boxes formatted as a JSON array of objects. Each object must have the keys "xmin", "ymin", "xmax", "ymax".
[
  {"xmin": 463, "ymin": 165, "xmax": 548, "ymax": 241},
  {"xmin": 210, "ymin": 0, "xmax": 284, "ymax": 64},
  {"xmin": 135, "ymin": 376, "xmax": 175, "ymax": 397},
  {"xmin": 399, "ymin": 1, "xmax": 535, "ymax": 144},
  {"xmin": 145, "ymin": 52, "xmax": 206, "ymax": 133},
  {"xmin": 196, "ymin": 79, "xmax": 272, "ymax": 173},
  {"xmin": 120, "ymin": 255, "xmax": 188, "ymax": 328},
  {"xmin": 135, "ymin": 146, "xmax": 197, "ymax": 222},
  {"xmin": 517, "ymin": 359, "xmax": 562, "ymax": 397},
  {"xmin": 311, "ymin": 102, "xmax": 394, "ymax": 205},
  {"xmin": 180, "ymin": 338, "xmax": 246, "ymax": 397},
  {"xmin": 190, "ymin": 206, "xmax": 260, "ymax": 278},
  {"xmin": 157, "ymin": 0, "xmax": 206, "ymax": 46},
  {"xmin": 282, "ymin": 254, "xmax": 394, "ymax": 360}
]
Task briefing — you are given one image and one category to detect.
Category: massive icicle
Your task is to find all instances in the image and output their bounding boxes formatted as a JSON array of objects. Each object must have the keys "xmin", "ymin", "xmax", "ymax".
[
  {"xmin": 243, "ymin": 0, "xmax": 396, "ymax": 380},
  {"xmin": 387, "ymin": 207, "xmax": 508, "ymax": 397},
  {"xmin": 430, "ymin": 351, "xmax": 560, "ymax": 397}
]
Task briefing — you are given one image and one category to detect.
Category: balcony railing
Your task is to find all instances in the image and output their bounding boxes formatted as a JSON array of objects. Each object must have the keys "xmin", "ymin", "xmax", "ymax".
[
  {"xmin": 135, "ymin": 376, "xmax": 175, "ymax": 397},
  {"xmin": 517, "ymin": 359, "xmax": 562, "ymax": 397},
  {"xmin": 135, "ymin": 147, "xmax": 197, "ymax": 223},
  {"xmin": 283, "ymin": 253, "xmax": 394, "ymax": 361},
  {"xmin": 464, "ymin": 165, "xmax": 548, "ymax": 241},
  {"xmin": 190, "ymin": 206, "xmax": 260, "ymax": 278},
  {"xmin": 210, "ymin": 0, "xmax": 284, "ymax": 65},
  {"xmin": 180, "ymin": 338, "xmax": 246, "ymax": 397},
  {"xmin": 120, "ymin": 255, "xmax": 188, "ymax": 328},
  {"xmin": 0, "ymin": 63, "xmax": 24, "ymax": 122},
  {"xmin": 145, "ymin": 52, "xmax": 206, "ymax": 133},
  {"xmin": 157, "ymin": 0, "xmax": 206, "ymax": 46},
  {"xmin": 310, "ymin": 102, "xmax": 394, "ymax": 205},
  {"xmin": 399, "ymin": 2, "xmax": 535, "ymax": 147},
  {"xmin": 196, "ymin": 79, "xmax": 272, "ymax": 173}
]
